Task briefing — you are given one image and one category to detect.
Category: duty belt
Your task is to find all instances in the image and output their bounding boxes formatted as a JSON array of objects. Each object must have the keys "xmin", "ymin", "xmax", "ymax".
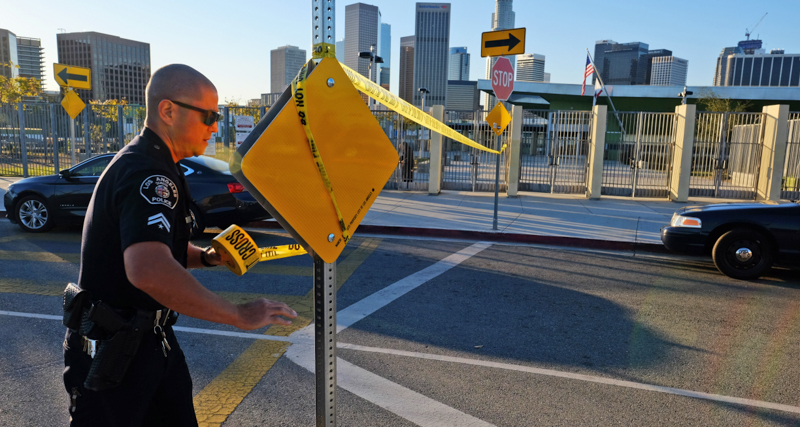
[{"xmin": 81, "ymin": 308, "xmax": 177, "ymax": 359}]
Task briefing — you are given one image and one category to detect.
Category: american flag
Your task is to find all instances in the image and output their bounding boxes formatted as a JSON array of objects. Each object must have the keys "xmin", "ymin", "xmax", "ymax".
[{"xmin": 582, "ymin": 55, "xmax": 595, "ymax": 96}]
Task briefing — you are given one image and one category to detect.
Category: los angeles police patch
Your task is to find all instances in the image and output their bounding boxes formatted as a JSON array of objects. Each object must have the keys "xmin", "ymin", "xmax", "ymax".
[{"xmin": 140, "ymin": 175, "xmax": 179, "ymax": 209}]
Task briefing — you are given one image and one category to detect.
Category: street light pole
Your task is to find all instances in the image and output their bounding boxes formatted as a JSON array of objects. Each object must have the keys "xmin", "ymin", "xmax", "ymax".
[
  {"xmin": 417, "ymin": 87, "xmax": 429, "ymax": 159},
  {"xmin": 358, "ymin": 44, "xmax": 384, "ymax": 111}
]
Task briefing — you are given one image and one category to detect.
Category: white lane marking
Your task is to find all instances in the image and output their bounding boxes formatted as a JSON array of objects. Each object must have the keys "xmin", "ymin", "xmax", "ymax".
[
  {"xmin": 287, "ymin": 241, "xmax": 495, "ymax": 427},
  {"xmin": 336, "ymin": 241, "xmax": 493, "ymax": 332},
  {"xmin": 0, "ymin": 310, "xmax": 61, "ymax": 320},
  {"xmin": 339, "ymin": 343, "xmax": 800, "ymax": 416},
  {"xmin": 288, "ymin": 342, "xmax": 493, "ymax": 427},
  {"xmin": 4, "ymin": 309, "xmax": 799, "ymax": 416}
]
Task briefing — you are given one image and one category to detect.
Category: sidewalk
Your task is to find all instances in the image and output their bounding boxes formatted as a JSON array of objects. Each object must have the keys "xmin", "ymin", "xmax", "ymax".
[{"xmin": 0, "ymin": 175, "xmax": 735, "ymax": 252}]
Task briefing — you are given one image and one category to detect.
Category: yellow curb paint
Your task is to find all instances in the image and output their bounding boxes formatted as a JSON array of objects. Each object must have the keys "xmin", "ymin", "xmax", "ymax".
[
  {"xmin": 0, "ymin": 249, "xmax": 79, "ymax": 263},
  {"xmin": 0, "ymin": 279, "xmax": 64, "ymax": 296},
  {"xmin": 192, "ymin": 238, "xmax": 380, "ymax": 425}
]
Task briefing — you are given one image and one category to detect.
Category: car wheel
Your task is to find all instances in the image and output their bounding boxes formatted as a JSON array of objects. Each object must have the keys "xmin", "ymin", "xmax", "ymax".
[
  {"xmin": 712, "ymin": 229, "xmax": 773, "ymax": 280},
  {"xmin": 16, "ymin": 195, "xmax": 55, "ymax": 233},
  {"xmin": 189, "ymin": 205, "xmax": 205, "ymax": 238}
]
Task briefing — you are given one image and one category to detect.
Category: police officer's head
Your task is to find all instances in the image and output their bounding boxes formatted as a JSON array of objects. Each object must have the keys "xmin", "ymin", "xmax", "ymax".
[{"xmin": 145, "ymin": 64, "xmax": 219, "ymax": 160}]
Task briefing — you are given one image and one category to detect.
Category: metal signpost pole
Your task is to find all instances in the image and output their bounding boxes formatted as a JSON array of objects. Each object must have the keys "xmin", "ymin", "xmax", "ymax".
[
  {"xmin": 493, "ymin": 132, "xmax": 500, "ymax": 230},
  {"xmin": 311, "ymin": 1, "xmax": 337, "ymax": 425},
  {"xmin": 70, "ymin": 117, "xmax": 76, "ymax": 167}
]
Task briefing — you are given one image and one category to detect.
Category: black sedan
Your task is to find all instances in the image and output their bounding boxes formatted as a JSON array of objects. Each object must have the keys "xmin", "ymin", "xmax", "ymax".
[
  {"xmin": 661, "ymin": 202, "xmax": 800, "ymax": 280},
  {"xmin": 3, "ymin": 154, "xmax": 270, "ymax": 235}
]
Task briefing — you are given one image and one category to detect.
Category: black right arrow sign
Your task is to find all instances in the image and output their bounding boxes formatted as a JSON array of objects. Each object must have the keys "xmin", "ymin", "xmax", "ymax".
[
  {"xmin": 481, "ymin": 28, "xmax": 526, "ymax": 58},
  {"xmin": 484, "ymin": 33, "xmax": 520, "ymax": 51}
]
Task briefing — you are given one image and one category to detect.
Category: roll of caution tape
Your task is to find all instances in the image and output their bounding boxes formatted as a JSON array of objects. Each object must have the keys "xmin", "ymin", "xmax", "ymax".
[
  {"xmin": 211, "ymin": 225, "xmax": 307, "ymax": 276},
  {"xmin": 338, "ymin": 62, "xmax": 507, "ymax": 155}
]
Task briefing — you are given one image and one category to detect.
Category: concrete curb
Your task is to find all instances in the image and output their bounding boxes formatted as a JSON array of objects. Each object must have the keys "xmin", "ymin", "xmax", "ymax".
[{"xmin": 244, "ymin": 221, "xmax": 670, "ymax": 254}]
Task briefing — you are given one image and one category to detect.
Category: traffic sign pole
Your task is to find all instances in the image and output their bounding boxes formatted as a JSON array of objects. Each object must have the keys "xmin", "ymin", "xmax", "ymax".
[
  {"xmin": 493, "ymin": 133, "xmax": 500, "ymax": 230},
  {"xmin": 70, "ymin": 117, "xmax": 76, "ymax": 166}
]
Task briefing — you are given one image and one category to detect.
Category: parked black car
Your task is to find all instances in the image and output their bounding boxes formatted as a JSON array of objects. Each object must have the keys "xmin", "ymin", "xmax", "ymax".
[
  {"xmin": 3, "ymin": 154, "xmax": 270, "ymax": 235},
  {"xmin": 661, "ymin": 202, "xmax": 800, "ymax": 280}
]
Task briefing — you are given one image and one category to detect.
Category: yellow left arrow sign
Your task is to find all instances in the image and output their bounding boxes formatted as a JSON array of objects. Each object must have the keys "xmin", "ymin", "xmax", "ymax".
[{"xmin": 54, "ymin": 64, "xmax": 91, "ymax": 90}]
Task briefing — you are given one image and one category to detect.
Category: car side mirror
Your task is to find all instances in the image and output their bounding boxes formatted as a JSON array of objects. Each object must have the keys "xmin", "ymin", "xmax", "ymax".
[{"xmin": 60, "ymin": 169, "xmax": 71, "ymax": 179}]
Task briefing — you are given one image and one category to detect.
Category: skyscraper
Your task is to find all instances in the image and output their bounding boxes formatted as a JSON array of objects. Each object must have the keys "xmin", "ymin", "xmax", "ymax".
[
  {"xmin": 516, "ymin": 53, "xmax": 545, "ymax": 82},
  {"xmin": 714, "ymin": 40, "xmax": 800, "ymax": 87},
  {"xmin": 380, "ymin": 23, "xmax": 391, "ymax": 88},
  {"xmin": 335, "ymin": 39, "xmax": 345, "ymax": 63},
  {"xmin": 345, "ymin": 3, "xmax": 381, "ymax": 82},
  {"xmin": 399, "ymin": 36, "xmax": 415, "ymax": 103},
  {"xmin": 270, "ymin": 45, "xmax": 306, "ymax": 93},
  {"xmin": 57, "ymin": 31, "xmax": 150, "ymax": 104},
  {"xmin": 449, "ymin": 47, "xmax": 469, "ymax": 81},
  {"xmin": 649, "ymin": 56, "xmax": 688, "ymax": 86},
  {"xmin": 484, "ymin": 0, "xmax": 515, "ymax": 109},
  {"xmin": 413, "ymin": 3, "xmax": 451, "ymax": 107},
  {"xmin": 0, "ymin": 29, "xmax": 19, "ymax": 79},
  {"xmin": 16, "ymin": 37, "xmax": 44, "ymax": 84}
]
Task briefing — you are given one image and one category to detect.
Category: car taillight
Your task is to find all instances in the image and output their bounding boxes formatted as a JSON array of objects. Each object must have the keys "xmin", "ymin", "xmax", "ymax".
[{"xmin": 227, "ymin": 182, "xmax": 245, "ymax": 193}]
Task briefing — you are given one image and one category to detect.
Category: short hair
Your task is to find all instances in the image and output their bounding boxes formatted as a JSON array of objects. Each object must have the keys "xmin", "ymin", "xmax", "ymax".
[{"xmin": 145, "ymin": 64, "xmax": 216, "ymax": 116}]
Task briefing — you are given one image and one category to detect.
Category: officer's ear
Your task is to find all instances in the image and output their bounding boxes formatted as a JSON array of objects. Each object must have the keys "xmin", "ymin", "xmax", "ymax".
[{"xmin": 157, "ymin": 99, "xmax": 176, "ymax": 126}]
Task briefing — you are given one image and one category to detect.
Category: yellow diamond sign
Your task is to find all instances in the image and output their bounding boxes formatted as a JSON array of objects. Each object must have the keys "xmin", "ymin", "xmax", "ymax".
[
  {"xmin": 230, "ymin": 57, "xmax": 399, "ymax": 263},
  {"xmin": 61, "ymin": 89, "xmax": 85, "ymax": 120},
  {"xmin": 486, "ymin": 102, "xmax": 511, "ymax": 136}
]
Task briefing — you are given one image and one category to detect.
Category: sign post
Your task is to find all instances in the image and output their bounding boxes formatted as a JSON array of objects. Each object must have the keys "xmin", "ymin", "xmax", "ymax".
[
  {"xmin": 55, "ymin": 63, "xmax": 90, "ymax": 166},
  {"xmin": 487, "ymin": 56, "xmax": 515, "ymax": 230}
]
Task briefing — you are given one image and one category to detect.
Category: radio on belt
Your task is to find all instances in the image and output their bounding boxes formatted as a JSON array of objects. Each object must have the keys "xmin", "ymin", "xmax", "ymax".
[{"xmin": 228, "ymin": 57, "xmax": 398, "ymax": 263}]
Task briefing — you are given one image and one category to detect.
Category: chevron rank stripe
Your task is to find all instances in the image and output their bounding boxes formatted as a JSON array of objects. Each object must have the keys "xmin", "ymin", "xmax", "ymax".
[{"xmin": 147, "ymin": 213, "xmax": 171, "ymax": 232}]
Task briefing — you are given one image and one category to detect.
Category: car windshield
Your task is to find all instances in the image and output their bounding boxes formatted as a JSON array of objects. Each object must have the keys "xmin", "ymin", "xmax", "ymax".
[{"xmin": 185, "ymin": 156, "xmax": 232, "ymax": 175}]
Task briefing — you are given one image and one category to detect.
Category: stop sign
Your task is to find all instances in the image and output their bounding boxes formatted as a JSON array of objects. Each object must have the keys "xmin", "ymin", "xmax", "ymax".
[{"xmin": 491, "ymin": 57, "xmax": 514, "ymax": 101}]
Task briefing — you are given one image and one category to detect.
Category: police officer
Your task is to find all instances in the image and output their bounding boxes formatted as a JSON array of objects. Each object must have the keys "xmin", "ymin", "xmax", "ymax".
[{"xmin": 63, "ymin": 64, "xmax": 297, "ymax": 426}]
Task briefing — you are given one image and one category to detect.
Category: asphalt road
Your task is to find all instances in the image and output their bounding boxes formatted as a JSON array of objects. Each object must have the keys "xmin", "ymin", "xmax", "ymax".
[{"xmin": 0, "ymin": 219, "xmax": 798, "ymax": 426}]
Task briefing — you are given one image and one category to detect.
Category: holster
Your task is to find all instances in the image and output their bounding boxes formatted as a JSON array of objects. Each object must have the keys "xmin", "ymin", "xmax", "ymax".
[
  {"xmin": 83, "ymin": 308, "xmax": 150, "ymax": 392},
  {"xmin": 62, "ymin": 283, "xmax": 91, "ymax": 331}
]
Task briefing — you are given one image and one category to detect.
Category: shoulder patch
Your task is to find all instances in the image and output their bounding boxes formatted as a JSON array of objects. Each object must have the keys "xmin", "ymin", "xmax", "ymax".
[{"xmin": 139, "ymin": 175, "xmax": 179, "ymax": 209}]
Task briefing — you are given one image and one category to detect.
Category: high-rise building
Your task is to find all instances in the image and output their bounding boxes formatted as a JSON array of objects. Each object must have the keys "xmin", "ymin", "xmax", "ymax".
[
  {"xmin": 593, "ymin": 41, "xmax": 684, "ymax": 86},
  {"xmin": 380, "ymin": 23, "xmax": 391, "ymax": 88},
  {"xmin": 57, "ymin": 31, "xmax": 150, "ymax": 104},
  {"xmin": 649, "ymin": 56, "xmax": 688, "ymax": 86},
  {"xmin": 335, "ymin": 39, "xmax": 345, "ymax": 63},
  {"xmin": 270, "ymin": 45, "xmax": 306, "ymax": 93},
  {"xmin": 446, "ymin": 80, "xmax": 479, "ymax": 110},
  {"xmin": 399, "ymin": 36, "xmax": 415, "ymax": 103},
  {"xmin": 16, "ymin": 37, "xmax": 44, "ymax": 84},
  {"xmin": 484, "ymin": 0, "xmax": 515, "ymax": 109},
  {"xmin": 345, "ymin": 3, "xmax": 381, "ymax": 82},
  {"xmin": 413, "ymin": 3, "xmax": 451, "ymax": 107},
  {"xmin": 449, "ymin": 47, "xmax": 469, "ymax": 81},
  {"xmin": 517, "ymin": 53, "xmax": 545, "ymax": 82},
  {"xmin": 714, "ymin": 44, "xmax": 800, "ymax": 88},
  {"xmin": 543, "ymin": 72, "xmax": 551, "ymax": 83},
  {"xmin": 0, "ymin": 29, "xmax": 19, "ymax": 79}
]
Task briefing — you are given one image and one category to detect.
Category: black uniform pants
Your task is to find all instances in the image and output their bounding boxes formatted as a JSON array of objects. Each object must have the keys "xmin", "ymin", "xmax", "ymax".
[{"xmin": 63, "ymin": 325, "xmax": 198, "ymax": 427}]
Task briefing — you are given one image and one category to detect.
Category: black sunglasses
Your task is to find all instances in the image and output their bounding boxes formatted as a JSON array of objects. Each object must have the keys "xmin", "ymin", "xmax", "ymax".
[{"xmin": 169, "ymin": 100, "xmax": 222, "ymax": 126}]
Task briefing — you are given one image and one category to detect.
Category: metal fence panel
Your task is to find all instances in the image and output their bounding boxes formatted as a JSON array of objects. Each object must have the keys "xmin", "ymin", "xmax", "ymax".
[
  {"xmin": 372, "ymin": 110, "xmax": 429, "ymax": 190},
  {"xmin": 441, "ymin": 110, "xmax": 508, "ymax": 192},
  {"xmin": 690, "ymin": 112, "xmax": 764, "ymax": 199},
  {"xmin": 781, "ymin": 112, "xmax": 800, "ymax": 200},
  {"xmin": 602, "ymin": 112, "xmax": 675, "ymax": 197}
]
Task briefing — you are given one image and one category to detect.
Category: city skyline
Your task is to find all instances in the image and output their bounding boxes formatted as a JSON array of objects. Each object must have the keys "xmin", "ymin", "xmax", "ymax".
[{"xmin": 4, "ymin": 0, "xmax": 798, "ymax": 103}]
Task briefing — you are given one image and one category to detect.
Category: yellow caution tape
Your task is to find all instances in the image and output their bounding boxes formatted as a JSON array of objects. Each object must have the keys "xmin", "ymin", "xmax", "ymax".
[
  {"xmin": 312, "ymin": 43, "xmax": 336, "ymax": 59},
  {"xmin": 291, "ymin": 61, "xmax": 351, "ymax": 245},
  {"xmin": 211, "ymin": 225, "xmax": 307, "ymax": 276},
  {"xmin": 339, "ymin": 62, "xmax": 507, "ymax": 155}
]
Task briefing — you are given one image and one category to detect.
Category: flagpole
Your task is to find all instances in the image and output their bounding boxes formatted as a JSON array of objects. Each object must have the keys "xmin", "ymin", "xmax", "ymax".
[{"xmin": 586, "ymin": 48, "xmax": 625, "ymax": 138}]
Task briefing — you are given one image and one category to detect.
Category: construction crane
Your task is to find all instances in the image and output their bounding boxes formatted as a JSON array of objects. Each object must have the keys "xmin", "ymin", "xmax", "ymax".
[{"xmin": 745, "ymin": 12, "xmax": 767, "ymax": 40}]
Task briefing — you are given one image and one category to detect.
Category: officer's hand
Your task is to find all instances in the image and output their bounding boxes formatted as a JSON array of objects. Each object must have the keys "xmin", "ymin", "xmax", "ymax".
[
  {"xmin": 206, "ymin": 247, "xmax": 224, "ymax": 266},
  {"xmin": 235, "ymin": 298, "xmax": 297, "ymax": 330}
]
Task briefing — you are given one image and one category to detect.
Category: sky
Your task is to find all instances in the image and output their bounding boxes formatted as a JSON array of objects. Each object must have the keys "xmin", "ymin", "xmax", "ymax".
[{"xmin": 4, "ymin": 0, "xmax": 798, "ymax": 103}]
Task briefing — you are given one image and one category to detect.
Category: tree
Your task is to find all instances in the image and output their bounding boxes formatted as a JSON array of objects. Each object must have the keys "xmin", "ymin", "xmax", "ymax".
[
  {"xmin": 697, "ymin": 89, "xmax": 752, "ymax": 112},
  {"xmin": 0, "ymin": 62, "xmax": 43, "ymax": 103}
]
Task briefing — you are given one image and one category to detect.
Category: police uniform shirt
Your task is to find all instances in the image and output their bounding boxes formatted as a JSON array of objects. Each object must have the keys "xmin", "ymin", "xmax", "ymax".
[{"xmin": 78, "ymin": 128, "xmax": 192, "ymax": 311}]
